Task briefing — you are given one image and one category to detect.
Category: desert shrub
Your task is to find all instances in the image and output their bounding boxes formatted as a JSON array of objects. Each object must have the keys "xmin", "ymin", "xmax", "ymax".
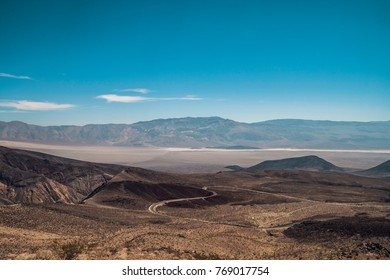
[
  {"xmin": 148, "ymin": 219, "xmax": 168, "ymax": 224},
  {"xmin": 34, "ymin": 250, "xmax": 57, "ymax": 260},
  {"xmin": 57, "ymin": 240, "xmax": 85, "ymax": 260},
  {"xmin": 159, "ymin": 246, "xmax": 177, "ymax": 254},
  {"xmin": 192, "ymin": 251, "xmax": 222, "ymax": 260}
]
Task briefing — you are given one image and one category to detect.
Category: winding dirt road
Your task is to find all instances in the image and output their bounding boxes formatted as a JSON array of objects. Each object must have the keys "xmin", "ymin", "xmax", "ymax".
[
  {"xmin": 147, "ymin": 184, "xmax": 390, "ymax": 230},
  {"xmin": 147, "ymin": 189, "xmax": 257, "ymax": 227},
  {"xmin": 148, "ymin": 190, "xmax": 217, "ymax": 215}
]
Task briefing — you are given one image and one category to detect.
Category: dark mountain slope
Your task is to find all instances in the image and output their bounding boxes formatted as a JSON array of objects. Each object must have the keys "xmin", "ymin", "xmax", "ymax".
[
  {"xmin": 82, "ymin": 168, "xmax": 210, "ymax": 209},
  {"xmin": 0, "ymin": 146, "xmax": 126, "ymax": 204},
  {"xmin": 0, "ymin": 160, "xmax": 82, "ymax": 204},
  {"xmin": 358, "ymin": 159, "xmax": 390, "ymax": 177},
  {"xmin": 83, "ymin": 180, "xmax": 210, "ymax": 209}
]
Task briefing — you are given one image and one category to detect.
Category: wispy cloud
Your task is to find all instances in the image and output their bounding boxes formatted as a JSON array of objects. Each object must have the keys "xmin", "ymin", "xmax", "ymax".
[
  {"xmin": 116, "ymin": 88, "xmax": 153, "ymax": 94},
  {"xmin": 0, "ymin": 110, "xmax": 29, "ymax": 113},
  {"xmin": 0, "ymin": 73, "xmax": 33, "ymax": 80},
  {"xmin": 96, "ymin": 94, "xmax": 203, "ymax": 103},
  {"xmin": 96, "ymin": 95, "xmax": 148, "ymax": 103},
  {"xmin": 161, "ymin": 96, "xmax": 203, "ymax": 101},
  {"xmin": 0, "ymin": 101, "xmax": 75, "ymax": 111}
]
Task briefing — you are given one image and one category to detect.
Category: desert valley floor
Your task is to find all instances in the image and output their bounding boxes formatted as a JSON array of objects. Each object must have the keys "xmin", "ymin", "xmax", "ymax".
[
  {"xmin": 0, "ymin": 141, "xmax": 390, "ymax": 260},
  {"xmin": 1, "ymin": 140, "xmax": 390, "ymax": 172}
]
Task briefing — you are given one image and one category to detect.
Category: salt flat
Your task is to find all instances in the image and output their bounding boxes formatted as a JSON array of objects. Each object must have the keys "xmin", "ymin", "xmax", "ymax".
[{"xmin": 1, "ymin": 140, "xmax": 390, "ymax": 173}]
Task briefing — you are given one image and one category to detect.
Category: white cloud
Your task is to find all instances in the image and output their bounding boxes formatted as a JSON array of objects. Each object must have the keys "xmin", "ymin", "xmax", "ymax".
[
  {"xmin": 96, "ymin": 94, "xmax": 148, "ymax": 103},
  {"xmin": 0, "ymin": 73, "xmax": 33, "ymax": 80},
  {"xmin": 0, "ymin": 101, "xmax": 75, "ymax": 111},
  {"xmin": 175, "ymin": 95, "xmax": 203, "ymax": 101},
  {"xmin": 96, "ymin": 94, "xmax": 203, "ymax": 103},
  {"xmin": 117, "ymin": 88, "xmax": 152, "ymax": 94},
  {"xmin": 161, "ymin": 96, "xmax": 203, "ymax": 101},
  {"xmin": 0, "ymin": 110, "xmax": 28, "ymax": 113}
]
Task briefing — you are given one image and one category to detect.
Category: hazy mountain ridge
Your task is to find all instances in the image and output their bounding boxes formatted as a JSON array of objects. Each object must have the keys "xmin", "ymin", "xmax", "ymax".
[{"xmin": 1, "ymin": 117, "xmax": 390, "ymax": 149}]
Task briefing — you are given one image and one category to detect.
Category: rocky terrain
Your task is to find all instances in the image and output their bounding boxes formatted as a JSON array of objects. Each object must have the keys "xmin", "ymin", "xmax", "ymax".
[
  {"xmin": 1, "ymin": 146, "xmax": 390, "ymax": 260},
  {"xmin": 0, "ymin": 146, "xmax": 124, "ymax": 204}
]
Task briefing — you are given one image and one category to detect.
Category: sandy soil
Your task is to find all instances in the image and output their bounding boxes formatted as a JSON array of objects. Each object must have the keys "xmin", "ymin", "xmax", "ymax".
[{"xmin": 1, "ymin": 168, "xmax": 390, "ymax": 260}]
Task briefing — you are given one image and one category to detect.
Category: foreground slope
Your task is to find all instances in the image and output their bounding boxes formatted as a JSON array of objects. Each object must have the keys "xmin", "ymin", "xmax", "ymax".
[{"xmin": 1, "ymin": 147, "xmax": 390, "ymax": 259}]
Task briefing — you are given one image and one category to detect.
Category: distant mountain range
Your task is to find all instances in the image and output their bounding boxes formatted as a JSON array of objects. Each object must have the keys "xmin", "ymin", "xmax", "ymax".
[{"xmin": 1, "ymin": 117, "xmax": 390, "ymax": 149}]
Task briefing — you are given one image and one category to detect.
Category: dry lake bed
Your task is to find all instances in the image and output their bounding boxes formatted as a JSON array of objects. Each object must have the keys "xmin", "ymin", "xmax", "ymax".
[{"xmin": 1, "ymin": 140, "xmax": 389, "ymax": 173}]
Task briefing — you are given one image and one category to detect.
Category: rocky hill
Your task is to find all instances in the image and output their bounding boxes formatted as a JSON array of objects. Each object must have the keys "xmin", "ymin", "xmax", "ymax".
[
  {"xmin": 0, "ymin": 146, "xmax": 125, "ymax": 204},
  {"xmin": 358, "ymin": 159, "xmax": 390, "ymax": 177},
  {"xmin": 246, "ymin": 155, "xmax": 344, "ymax": 172}
]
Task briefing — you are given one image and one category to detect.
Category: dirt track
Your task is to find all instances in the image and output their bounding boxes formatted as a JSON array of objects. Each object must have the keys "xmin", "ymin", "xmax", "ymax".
[
  {"xmin": 148, "ymin": 190, "xmax": 218, "ymax": 215},
  {"xmin": 147, "ymin": 185, "xmax": 390, "ymax": 231}
]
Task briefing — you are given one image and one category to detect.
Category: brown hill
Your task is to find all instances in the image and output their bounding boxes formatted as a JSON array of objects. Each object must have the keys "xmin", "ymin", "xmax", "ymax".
[
  {"xmin": 83, "ymin": 181, "xmax": 210, "ymax": 209},
  {"xmin": 246, "ymin": 155, "xmax": 344, "ymax": 172},
  {"xmin": 83, "ymin": 169, "xmax": 210, "ymax": 209},
  {"xmin": 358, "ymin": 159, "xmax": 390, "ymax": 177}
]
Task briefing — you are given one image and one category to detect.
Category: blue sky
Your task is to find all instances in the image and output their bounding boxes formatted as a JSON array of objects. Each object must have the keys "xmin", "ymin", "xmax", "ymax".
[{"xmin": 1, "ymin": 0, "xmax": 389, "ymax": 125}]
